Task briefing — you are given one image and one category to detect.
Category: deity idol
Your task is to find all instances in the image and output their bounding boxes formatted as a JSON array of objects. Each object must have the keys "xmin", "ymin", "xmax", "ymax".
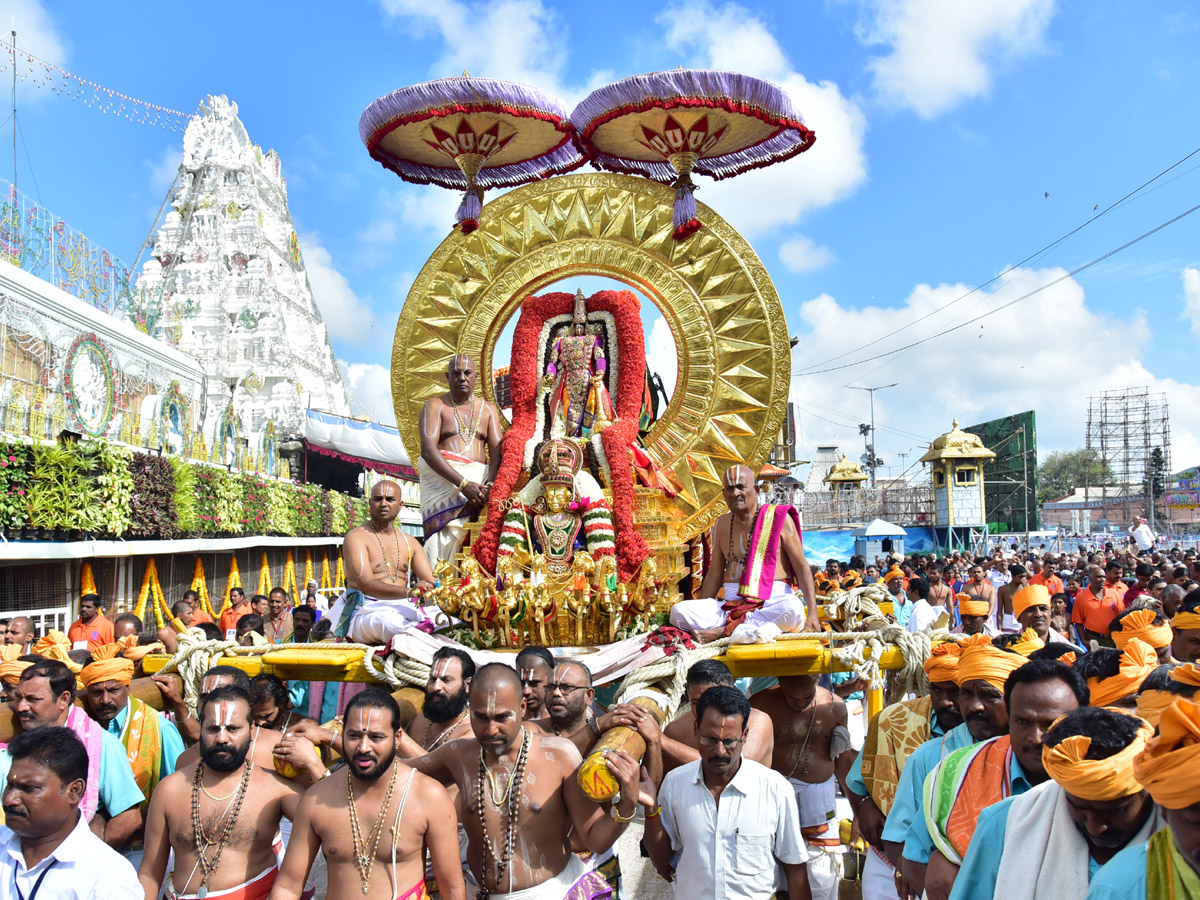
[
  {"xmin": 497, "ymin": 439, "xmax": 615, "ymax": 576},
  {"xmin": 543, "ymin": 290, "xmax": 615, "ymax": 438}
]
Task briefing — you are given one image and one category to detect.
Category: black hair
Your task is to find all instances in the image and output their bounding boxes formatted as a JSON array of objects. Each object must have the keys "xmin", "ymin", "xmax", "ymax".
[
  {"xmin": 112, "ymin": 612, "xmax": 142, "ymax": 634},
  {"xmin": 686, "ymin": 659, "xmax": 735, "ymax": 690},
  {"xmin": 1177, "ymin": 588, "xmax": 1200, "ymax": 615},
  {"xmin": 1009, "ymin": 565, "xmax": 1027, "ymax": 578},
  {"xmin": 556, "ymin": 658, "xmax": 592, "ymax": 688},
  {"xmin": 1073, "ymin": 648, "xmax": 1122, "ymax": 682},
  {"xmin": 1043, "ymin": 707, "xmax": 1143, "ymax": 760},
  {"xmin": 694, "ymin": 685, "xmax": 751, "ymax": 730},
  {"xmin": 20, "ymin": 659, "xmax": 76, "ymax": 701},
  {"xmin": 1004, "ymin": 659, "xmax": 1090, "ymax": 709},
  {"xmin": 182, "ymin": 590, "xmax": 199, "ymax": 603},
  {"xmin": 290, "ymin": 605, "xmax": 316, "ymax": 622},
  {"xmin": 1140, "ymin": 664, "xmax": 1177, "ymax": 692},
  {"xmin": 249, "ymin": 673, "xmax": 290, "ymax": 709},
  {"xmin": 202, "ymin": 684, "xmax": 251, "ymax": 718},
  {"xmin": 1135, "ymin": 563, "xmax": 1155, "ymax": 578},
  {"xmin": 1030, "ymin": 642, "xmax": 1080, "ymax": 662},
  {"xmin": 1050, "ymin": 591, "xmax": 1070, "ymax": 605},
  {"xmin": 432, "ymin": 646, "xmax": 477, "ymax": 681},
  {"xmin": 311, "ymin": 619, "xmax": 332, "ymax": 640},
  {"xmin": 1105, "ymin": 560, "xmax": 1124, "ymax": 571},
  {"xmin": 249, "ymin": 593, "xmax": 268, "ymax": 606},
  {"xmin": 991, "ymin": 633, "xmax": 1025, "ymax": 653},
  {"xmin": 515, "ymin": 646, "xmax": 555, "ymax": 670},
  {"xmin": 236, "ymin": 614, "xmax": 264, "ymax": 635},
  {"xmin": 1111, "ymin": 607, "xmax": 1168, "ymax": 635},
  {"xmin": 344, "ymin": 686, "xmax": 401, "ymax": 732},
  {"xmin": 7, "ymin": 726, "xmax": 88, "ymax": 787},
  {"xmin": 203, "ymin": 665, "xmax": 252, "ymax": 693},
  {"xmin": 909, "ymin": 578, "xmax": 930, "ymax": 600},
  {"xmin": 67, "ymin": 650, "xmax": 93, "ymax": 667},
  {"xmin": 268, "ymin": 587, "xmax": 288, "ymax": 600},
  {"xmin": 79, "ymin": 593, "xmax": 104, "ymax": 610},
  {"xmin": 198, "ymin": 622, "xmax": 223, "ymax": 641}
]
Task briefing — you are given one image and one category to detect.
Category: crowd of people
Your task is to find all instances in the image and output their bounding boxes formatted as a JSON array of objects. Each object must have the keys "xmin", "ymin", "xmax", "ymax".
[{"xmin": 0, "ymin": 522, "xmax": 1198, "ymax": 899}]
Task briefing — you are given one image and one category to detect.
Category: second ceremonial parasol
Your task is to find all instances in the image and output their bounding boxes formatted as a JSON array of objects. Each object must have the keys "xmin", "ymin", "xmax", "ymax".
[
  {"xmin": 572, "ymin": 69, "xmax": 816, "ymax": 239},
  {"xmin": 359, "ymin": 75, "xmax": 585, "ymax": 234}
]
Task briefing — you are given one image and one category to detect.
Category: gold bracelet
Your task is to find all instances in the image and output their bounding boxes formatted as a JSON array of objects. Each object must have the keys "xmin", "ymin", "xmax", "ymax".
[
  {"xmin": 611, "ymin": 804, "xmax": 637, "ymax": 823},
  {"xmin": 458, "ymin": 476, "xmax": 470, "ymax": 491}
]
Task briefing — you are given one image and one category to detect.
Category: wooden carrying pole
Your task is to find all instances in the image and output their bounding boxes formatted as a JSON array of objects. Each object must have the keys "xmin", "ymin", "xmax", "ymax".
[{"xmin": 577, "ymin": 691, "xmax": 667, "ymax": 802}]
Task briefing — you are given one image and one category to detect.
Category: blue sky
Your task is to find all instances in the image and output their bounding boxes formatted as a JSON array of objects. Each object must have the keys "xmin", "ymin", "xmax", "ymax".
[{"xmin": 5, "ymin": 0, "xmax": 1200, "ymax": 478}]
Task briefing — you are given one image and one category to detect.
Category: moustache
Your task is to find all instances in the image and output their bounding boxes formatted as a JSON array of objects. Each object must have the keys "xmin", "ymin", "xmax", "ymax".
[
  {"xmin": 1, "ymin": 806, "xmax": 23, "ymax": 818},
  {"xmin": 965, "ymin": 711, "xmax": 992, "ymax": 723}
]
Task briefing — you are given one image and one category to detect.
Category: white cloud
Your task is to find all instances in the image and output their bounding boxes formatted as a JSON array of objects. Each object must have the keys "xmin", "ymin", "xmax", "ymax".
[
  {"xmin": 780, "ymin": 235, "xmax": 835, "ymax": 273},
  {"xmin": 790, "ymin": 266, "xmax": 1200, "ymax": 475},
  {"xmin": 856, "ymin": 0, "xmax": 1056, "ymax": 118},
  {"xmin": 298, "ymin": 233, "xmax": 376, "ymax": 343},
  {"xmin": 6, "ymin": 0, "xmax": 68, "ymax": 64},
  {"xmin": 145, "ymin": 145, "xmax": 180, "ymax": 198},
  {"xmin": 340, "ymin": 361, "xmax": 397, "ymax": 426},
  {"xmin": 1183, "ymin": 267, "xmax": 1200, "ymax": 334},
  {"xmin": 657, "ymin": 1, "xmax": 869, "ymax": 237}
]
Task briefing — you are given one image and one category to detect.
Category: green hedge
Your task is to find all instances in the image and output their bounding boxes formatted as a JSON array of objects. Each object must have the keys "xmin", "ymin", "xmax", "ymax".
[{"xmin": 0, "ymin": 439, "xmax": 373, "ymax": 539}]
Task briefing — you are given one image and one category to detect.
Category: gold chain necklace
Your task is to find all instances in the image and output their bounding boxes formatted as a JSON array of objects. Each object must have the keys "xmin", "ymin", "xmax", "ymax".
[
  {"xmin": 423, "ymin": 708, "xmax": 469, "ymax": 752},
  {"xmin": 371, "ymin": 523, "xmax": 402, "ymax": 583},
  {"xmin": 346, "ymin": 759, "xmax": 399, "ymax": 895},
  {"xmin": 479, "ymin": 745, "xmax": 522, "ymax": 807},
  {"xmin": 452, "ymin": 397, "xmax": 479, "ymax": 440}
]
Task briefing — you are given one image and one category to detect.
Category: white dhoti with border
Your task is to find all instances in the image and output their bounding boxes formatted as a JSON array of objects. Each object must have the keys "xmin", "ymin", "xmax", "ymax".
[
  {"xmin": 669, "ymin": 581, "xmax": 808, "ymax": 643},
  {"xmin": 486, "ymin": 853, "xmax": 611, "ymax": 900},
  {"xmin": 789, "ymin": 775, "xmax": 844, "ymax": 900},
  {"xmin": 419, "ymin": 452, "xmax": 487, "ymax": 570}
]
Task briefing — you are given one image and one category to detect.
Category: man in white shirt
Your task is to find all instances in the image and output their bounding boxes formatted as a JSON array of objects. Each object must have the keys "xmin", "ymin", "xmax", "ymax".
[
  {"xmin": 0, "ymin": 726, "xmax": 141, "ymax": 899},
  {"xmin": 905, "ymin": 579, "xmax": 944, "ymax": 634},
  {"xmin": 1128, "ymin": 516, "xmax": 1155, "ymax": 553},
  {"xmin": 644, "ymin": 684, "xmax": 811, "ymax": 900}
]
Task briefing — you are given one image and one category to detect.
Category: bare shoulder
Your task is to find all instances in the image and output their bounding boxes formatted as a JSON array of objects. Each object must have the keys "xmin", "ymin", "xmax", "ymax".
[
  {"xmin": 748, "ymin": 708, "xmax": 773, "ymax": 731},
  {"xmin": 409, "ymin": 765, "xmax": 455, "ymax": 810},
  {"xmin": 154, "ymin": 766, "xmax": 194, "ymax": 799},
  {"xmin": 534, "ymin": 733, "xmax": 583, "ymax": 769},
  {"xmin": 749, "ymin": 687, "xmax": 783, "ymax": 712},
  {"xmin": 664, "ymin": 711, "xmax": 694, "ymax": 739},
  {"xmin": 254, "ymin": 763, "xmax": 301, "ymax": 798},
  {"xmin": 422, "ymin": 395, "xmax": 445, "ymax": 413}
]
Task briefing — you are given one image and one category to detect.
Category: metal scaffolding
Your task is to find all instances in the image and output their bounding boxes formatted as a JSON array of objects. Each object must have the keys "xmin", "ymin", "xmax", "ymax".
[{"xmin": 1084, "ymin": 387, "xmax": 1171, "ymax": 532}]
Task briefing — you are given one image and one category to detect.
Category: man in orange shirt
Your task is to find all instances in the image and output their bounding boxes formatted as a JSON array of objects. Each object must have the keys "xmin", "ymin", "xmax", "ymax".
[
  {"xmin": 1028, "ymin": 559, "xmax": 1064, "ymax": 595},
  {"xmin": 216, "ymin": 586, "xmax": 249, "ymax": 638},
  {"xmin": 1071, "ymin": 561, "xmax": 1127, "ymax": 646},
  {"xmin": 67, "ymin": 594, "xmax": 115, "ymax": 652},
  {"xmin": 181, "ymin": 589, "xmax": 214, "ymax": 626}
]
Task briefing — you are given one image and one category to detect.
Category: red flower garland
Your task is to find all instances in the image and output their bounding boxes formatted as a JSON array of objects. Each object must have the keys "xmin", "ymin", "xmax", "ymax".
[{"xmin": 474, "ymin": 289, "xmax": 650, "ymax": 581}]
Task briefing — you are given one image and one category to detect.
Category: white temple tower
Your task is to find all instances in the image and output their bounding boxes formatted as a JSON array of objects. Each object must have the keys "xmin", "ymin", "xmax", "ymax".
[{"xmin": 135, "ymin": 95, "xmax": 350, "ymax": 460}]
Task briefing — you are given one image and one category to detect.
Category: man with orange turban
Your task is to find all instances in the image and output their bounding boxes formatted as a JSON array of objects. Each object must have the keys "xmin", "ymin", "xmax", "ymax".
[
  {"xmin": 0, "ymin": 658, "xmax": 31, "ymax": 701},
  {"xmin": 1078, "ymin": 639, "xmax": 1159, "ymax": 710},
  {"xmin": 882, "ymin": 636, "xmax": 1028, "ymax": 897},
  {"xmin": 846, "ymin": 641, "xmax": 964, "ymax": 899},
  {"xmin": 1013, "ymin": 584, "xmax": 1072, "ymax": 644},
  {"xmin": 1136, "ymin": 662, "xmax": 1200, "ymax": 729},
  {"xmin": 951, "ymin": 706, "xmax": 1157, "ymax": 900},
  {"xmin": 1110, "ymin": 608, "xmax": 1174, "ymax": 664},
  {"xmin": 953, "ymin": 593, "xmax": 996, "ymax": 637},
  {"xmin": 1170, "ymin": 593, "xmax": 1200, "ymax": 663},
  {"xmin": 1086, "ymin": 697, "xmax": 1200, "ymax": 898},
  {"xmin": 80, "ymin": 654, "xmax": 183, "ymax": 865},
  {"xmin": 905, "ymin": 653, "xmax": 1087, "ymax": 899}
]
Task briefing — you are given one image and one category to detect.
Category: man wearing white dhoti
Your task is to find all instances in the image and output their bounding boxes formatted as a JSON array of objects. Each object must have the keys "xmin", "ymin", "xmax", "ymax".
[
  {"xmin": 669, "ymin": 465, "xmax": 819, "ymax": 644},
  {"xmin": 418, "ymin": 354, "xmax": 503, "ymax": 570}
]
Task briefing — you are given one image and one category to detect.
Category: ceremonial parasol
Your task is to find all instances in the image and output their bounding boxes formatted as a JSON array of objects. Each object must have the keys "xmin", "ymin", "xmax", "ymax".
[
  {"xmin": 359, "ymin": 76, "xmax": 585, "ymax": 234},
  {"xmin": 572, "ymin": 70, "xmax": 816, "ymax": 239}
]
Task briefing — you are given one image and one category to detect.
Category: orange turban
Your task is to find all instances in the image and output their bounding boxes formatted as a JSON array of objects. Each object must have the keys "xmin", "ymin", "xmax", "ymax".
[
  {"xmin": 924, "ymin": 642, "xmax": 962, "ymax": 683},
  {"xmin": 90, "ymin": 643, "xmax": 121, "ymax": 661},
  {"xmin": 1059, "ymin": 651, "xmax": 1077, "ymax": 667},
  {"xmin": 1172, "ymin": 610, "xmax": 1200, "ymax": 631},
  {"xmin": 1132, "ymin": 697, "xmax": 1200, "ymax": 809},
  {"xmin": 1010, "ymin": 627, "xmax": 1046, "ymax": 658},
  {"xmin": 956, "ymin": 593, "xmax": 990, "ymax": 617},
  {"xmin": 1043, "ymin": 713, "xmax": 1153, "ymax": 801},
  {"xmin": 34, "ymin": 631, "xmax": 82, "ymax": 674},
  {"xmin": 1112, "ymin": 609, "xmax": 1172, "ymax": 650},
  {"xmin": 1137, "ymin": 690, "xmax": 1176, "ymax": 729},
  {"xmin": 1171, "ymin": 663, "xmax": 1200, "ymax": 689},
  {"xmin": 79, "ymin": 657, "xmax": 134, "ymax": 689},
  {"xmin": 883, "ymin": 567, "xmax": 904, "ymax": 584},
  {"xmin": 1088, "ymin": 638, "xmax": 1158, "ymax": 708},
  {"xmin": 0, "ymin": 644, "xmax": 22, "ymax": 662},
  {"xmin": 1012, "ymin": 585, "xmax": 1051, "ymax": 621},
  {"xmin": 116, "ymin": 635, "xmax": 164, "ymax": 662},
  {"xmin": 0, "ymin": 659, "xmax": 31, "ymax": 685},
  {"xmin": 956, "ymin": 633, "xmax": 1027, "ymax": 689}
]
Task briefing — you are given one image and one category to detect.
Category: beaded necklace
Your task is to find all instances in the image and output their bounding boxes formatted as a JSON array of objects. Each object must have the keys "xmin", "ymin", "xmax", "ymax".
[
  {"xmin": 726, "ymin": 502, "xmax": 762, "ymax": 581},
  {"xmin": 347, "ymin": 759, "xmax": 400, "ymax": 895},
  {"xmin": 423, "ymin": 708, "xmax": 469, "ymax": 752},
  {"xmin": 189, "ymin": 761, "xmax": 253, "ymax": 899},
  {"xmin": 475, "ymin": 728, "xmax": 530, "ymax": 900}
]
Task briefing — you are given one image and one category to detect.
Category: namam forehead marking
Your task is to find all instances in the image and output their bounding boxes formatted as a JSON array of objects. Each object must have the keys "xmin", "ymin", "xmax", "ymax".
[
  {"xmin": 448, "ymin": 354, "xmax": 474, "ymax": 373},
  {"xmin": 486, "ymin": 686, "xmax": 496, "ymax": 717},
  {"xmin": 433, "ymin": 659, "xmax": 453, "ymax": 680},
  {"xmin": 723, "ymin": 464, "xmax": 753, "ymax": 487}
]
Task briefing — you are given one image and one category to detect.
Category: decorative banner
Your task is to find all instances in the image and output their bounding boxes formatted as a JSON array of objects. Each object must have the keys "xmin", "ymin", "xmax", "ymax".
[
  {"xmin": 258, "ymin": 550, "xmax": 271, "ymax": 596},
  {"xmin": 80, "ymin": 561, "xmax": 96, "ymax": 596},
  {"xmin": 62, "ymin": 332, "xmax": 116, "ymax": 437},
  {"xmin": 0, "ymin": 45, "xmax": 191, "ymax": 132}
]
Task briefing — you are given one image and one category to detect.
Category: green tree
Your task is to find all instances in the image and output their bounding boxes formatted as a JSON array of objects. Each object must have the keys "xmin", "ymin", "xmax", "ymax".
[
  {"xmin": 1038, "ymin": 448, "xmax": 1113, "ymax": 504},
  {"xmin": 1146, "ymin": 447, "xmax": 1168, "ymax": 500}
]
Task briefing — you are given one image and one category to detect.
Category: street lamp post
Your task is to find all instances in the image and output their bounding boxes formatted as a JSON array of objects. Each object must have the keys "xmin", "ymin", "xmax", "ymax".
[{"xmin": 848, "ymin": 383, "xmax": 898, "ymax": 488}]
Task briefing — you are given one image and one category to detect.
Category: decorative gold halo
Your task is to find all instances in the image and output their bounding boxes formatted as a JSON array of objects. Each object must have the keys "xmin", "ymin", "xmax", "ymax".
[{"xmin": 393, "ymin": 172, "xmax": 790, "ymax": 538}]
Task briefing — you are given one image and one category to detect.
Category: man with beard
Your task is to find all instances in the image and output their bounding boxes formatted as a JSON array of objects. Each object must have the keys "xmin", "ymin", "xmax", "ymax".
[
  {"xmin": 881, "ymin": 636, "xmax": 1027, "ymax": 899},
  {"xmin": 0, "ymin": 727, "xmax": 142, "ymax": 899},
  {"xmin": 264, "ymin": 588, "xmax": 294, "ymax": 645},
  {"xmin": 540, "ymin": 659, "xmax": 599, "ymax": 756},
  {"xmin": 404, "ymin": 663, "xmax": 646, "ymax": 900},
  {"xmin": 138, "ymin": 685, "xmax": 303, "ymax": 900},
  {"xmin": 171, "ymin": 667, "xmax": 289, "ymax": 770},
  {"xmin": 846, "ymin": 643, "xmax": 963, "ymax": 900},
  {"xmin": 950, "ymin": 707, "xmax": 1158, "ymax": 900},
  {"xmin": 1086, "ymin": 697, "xmax": 1200, "ymax": 899},
  {"xmin": 516, "ymin": 646, "xmax": 554, "ymax": 723},
  {"xmin": 751, "ymin": 673, "xmax": 854, "ymax": 900},
  {"xmin": 5, "ymin": 660, "xmax": 144, "ymax": 850},
  {"xmin": 913, "ymin": 659, "xmax": 1089, "ymax": 900},
  {"xmin": 270, "ymin": 689, "xmax": 466, "ymax": 900},
  {"xmin": 395, "ymin": 647, "xmax": 475, "ymax": 755}
]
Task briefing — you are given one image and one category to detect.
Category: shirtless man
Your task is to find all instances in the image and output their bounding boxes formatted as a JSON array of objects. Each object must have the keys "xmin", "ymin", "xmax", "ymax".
[
  {"xmin": 5, "ymin": 616, "xmax": 35, "ymax": 655},
  {"xmin": 669, "ymin": 464, "xmax": 819, "ymax": 643},
  {"xmin": 995, "ymin": 564, "xmax": 1030, "ymax": 632},
  {"xmin": 335, "ymin": 479, "xmax": 437, "ymax": 643},
  {"xmin": 516, "ymin": 646, "xmax": 555, "ymax": 722},
  {"xmin": 927, "ymin": 566, "xmax": 954, "ymax": 611},
  {"xmin": 270, "ymin": 689, "xmax": 467, "ymax": 900},
  {"xmin": 540, "ymin": 660, "xmax": 599, "ymax": 756},
  {"xmin": 404, "ymin": 664, "xmax": 649, "ymax": 900},
  {"xmin": 752, "ymin": 674, "xmax": 854, "ymax": 900},
  {"xmin": 169, "ymin": 667, "xmax": 288, "ymax": 769},
  {"xmin": 397, "ymin": 646, "xmax": 476, "ymax": 756},
  {"xmin": 962, "ymin": 563, "xmax": 997, "ymax": 622},
  {"xmin": 138, "ymin": 685, "xmax": 303, "ymax": 900},
  {"xmin": 418, "ymin": 354, "xmax": 503, "ymax": 569},
  {"xmin": 650, "ymin": 659, "xmax": 773, "ymax": 773}
]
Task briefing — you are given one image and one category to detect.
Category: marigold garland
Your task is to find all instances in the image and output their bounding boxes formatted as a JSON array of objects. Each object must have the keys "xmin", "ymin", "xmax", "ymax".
[
  {"xmin": 190, "ymin": 556, "xmax": 213, "ymax": 616},
  {"xmin": 80, "ymin": 561, "xmax": 97, "ymax": 596},
  {"xmin": 257, "ymin": 550, "xmax": 271, "ymax": 596},
  {"xmin": 225, "ymin": 556, "xmax": 241, "ymax": 612},
  {"xmin": 335, "ymin": 553, "xmax": 345, "ymax": 589},
  {"xmin": 283, "ymin": 550, "xmax": 298, "ymax": 598},
  {"xmin": 320, "ymin": 552, "xmax": 332, "ymax": 591},
  {"xmin": 302, "ymin": 551, "xmax": 314, "ymax": 603},
  {"xmin": 135, "ymin": 557, "xmax": 168, "ymax": 628}
]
